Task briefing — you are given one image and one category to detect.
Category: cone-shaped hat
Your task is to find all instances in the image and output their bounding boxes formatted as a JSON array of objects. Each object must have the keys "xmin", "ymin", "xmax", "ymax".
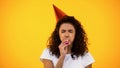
[{"xmin": 53, "ymin": 4, "xmax": 67, "ymax": 22}]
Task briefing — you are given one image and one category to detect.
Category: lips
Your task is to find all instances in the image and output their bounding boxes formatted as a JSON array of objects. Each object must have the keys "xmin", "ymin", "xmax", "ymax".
[
  {"xmin": 64, "ymin": 40, "xmax": 70, "ymax": 45},
  {"xmin": 64, "ymin": 41, "xmax": 69, "ymax": 44}
]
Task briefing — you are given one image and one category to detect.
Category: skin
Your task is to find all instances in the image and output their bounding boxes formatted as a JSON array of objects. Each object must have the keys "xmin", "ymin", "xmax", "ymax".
[
  {"xmin": 58, "ymin": 23, "xmax": 76, "ymax": 55},
  {"xmin": 42, "ymin": 23, "xmax": 92, "ymax": 68}
]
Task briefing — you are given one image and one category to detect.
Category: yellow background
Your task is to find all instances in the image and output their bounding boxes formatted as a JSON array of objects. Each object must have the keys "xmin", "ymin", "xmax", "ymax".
[{"xmin": 0, "ymin": 0, "xmax": 120, "ymax": 68}]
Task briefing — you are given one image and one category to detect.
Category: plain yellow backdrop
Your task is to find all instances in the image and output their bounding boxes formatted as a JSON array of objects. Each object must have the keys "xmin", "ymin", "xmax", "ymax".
[{"xmin": 0, "ymin": 0, "xmax": 120, "ymax": 68}]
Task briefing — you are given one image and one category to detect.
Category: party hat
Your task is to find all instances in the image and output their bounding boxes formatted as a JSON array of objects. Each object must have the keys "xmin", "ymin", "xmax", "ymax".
[{"xmin": 53, "ymin": 4, "xmax": 67, "ymax": 22}]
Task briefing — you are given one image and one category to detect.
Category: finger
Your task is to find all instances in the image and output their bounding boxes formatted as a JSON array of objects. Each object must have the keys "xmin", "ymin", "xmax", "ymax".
[
  {"xmin": 59, "ymin": 41, "xmax": 67, "ymax": 47},
  {"xmin": 59, "ymin": 43, "xmax": 68, "ymax": 51}
]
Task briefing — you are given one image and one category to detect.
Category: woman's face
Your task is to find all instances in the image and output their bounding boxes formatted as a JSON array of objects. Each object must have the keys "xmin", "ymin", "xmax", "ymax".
[{"xmin": 59, "ymin": 23, "xmax": 76, "ymax": 45}]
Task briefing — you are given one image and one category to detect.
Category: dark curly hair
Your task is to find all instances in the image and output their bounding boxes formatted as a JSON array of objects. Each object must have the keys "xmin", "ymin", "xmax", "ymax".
[{"xmin": 47, "ymin": 16, "xmax": 88, "ymax": 59}]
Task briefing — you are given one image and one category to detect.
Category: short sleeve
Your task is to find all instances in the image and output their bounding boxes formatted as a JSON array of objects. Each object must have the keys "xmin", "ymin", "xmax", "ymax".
[
  {"xmin": 81, "ymin": 52, "xmax": 95, "ymax": 67},
  {"xmin": 40, "ymin": 48, "xmax": 52, "ymax": 61}
]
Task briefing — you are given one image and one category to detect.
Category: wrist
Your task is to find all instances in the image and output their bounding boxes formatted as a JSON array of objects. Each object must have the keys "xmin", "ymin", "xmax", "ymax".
[{"xmin": 59, "ymin": 55, "xmax": 66, "ymax": 58}]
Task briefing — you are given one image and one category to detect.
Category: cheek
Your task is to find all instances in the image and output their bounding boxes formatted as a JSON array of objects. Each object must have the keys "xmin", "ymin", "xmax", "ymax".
[
  {"xmin": 59, "ymin": 33, "xmax": 64, "ymax": 40},
  {"xmin": 70, "ymin": 34, "xmax": 75, "ymax": 41}
]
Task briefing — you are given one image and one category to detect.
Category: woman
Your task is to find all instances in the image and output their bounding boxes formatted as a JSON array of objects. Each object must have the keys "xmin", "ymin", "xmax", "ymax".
[{"xmin": 40, "ymin": 16, "xmax": 95, "ymax": 68}]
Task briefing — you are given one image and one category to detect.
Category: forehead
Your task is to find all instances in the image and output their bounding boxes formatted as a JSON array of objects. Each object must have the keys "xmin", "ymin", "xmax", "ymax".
[{"xmin": 59, "ymin": 23, "xmax": 75, "ymax": 30}]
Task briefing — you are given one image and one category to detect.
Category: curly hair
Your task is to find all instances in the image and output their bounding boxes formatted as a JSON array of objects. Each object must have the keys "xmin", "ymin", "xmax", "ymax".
[{"xmin": 47, "ymin": 16, "xmax": 88, "ymax": 59}]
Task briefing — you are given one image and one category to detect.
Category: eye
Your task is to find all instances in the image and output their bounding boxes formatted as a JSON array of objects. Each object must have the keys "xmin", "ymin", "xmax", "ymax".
[
  {"xmin": 61, "ymin": 30, "xmax": 66, "ymax": 33},
  {"xmin": 68, "ymin": 30, "xmax": 73, "ymax": 33}
]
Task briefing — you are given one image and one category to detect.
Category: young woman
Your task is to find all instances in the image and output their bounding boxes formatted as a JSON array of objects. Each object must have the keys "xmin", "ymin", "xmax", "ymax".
[{"xmin": 40, "ymin": 16, "xmax": 95, "ymax": 68}]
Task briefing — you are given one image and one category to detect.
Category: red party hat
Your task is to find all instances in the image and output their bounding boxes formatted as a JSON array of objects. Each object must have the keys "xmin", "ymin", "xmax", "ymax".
[{"xmin": 53, "ymin": 4, "xmax": 67, "ymax": 22}]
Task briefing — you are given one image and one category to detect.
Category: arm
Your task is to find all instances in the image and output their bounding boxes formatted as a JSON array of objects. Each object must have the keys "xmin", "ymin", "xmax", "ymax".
[
  {"xmin": 55, "ymin": 40, "xmax": 68, "ymax": 68},
  {"xmin": 42, "ymin": 56, "xmax": 65, "ymax": 68},
  {"xmin": 42, "ymin": 59, "xmax": 54, "ymax": 68},
  {"xmin": 85, "ymin": 64, "xmax": 92, "ymax": 68},
  {"xmin": 55, "ymin": 55, "xmax": 65, "ymax": 68}
]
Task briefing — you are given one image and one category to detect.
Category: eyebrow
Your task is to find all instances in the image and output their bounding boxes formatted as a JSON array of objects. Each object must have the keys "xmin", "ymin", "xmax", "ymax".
[
  {"xmin": 61, "ymin": 29, "xmax": 74, "ymax": 32},
  {"xmin": 68, "ymin": 29, "xmax": 73, "ymax": 31},
  {"xmin": 61, "ymin": 29, "xmax": 74, "ymax": 30}
]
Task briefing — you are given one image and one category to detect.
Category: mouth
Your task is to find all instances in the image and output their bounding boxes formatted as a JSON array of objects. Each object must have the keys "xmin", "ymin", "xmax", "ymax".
[
  {"xmin": 65, "ymin": 41, "xmax": 69, "ymax": 44},
  {"xmin": 64, "ymin": 40, "xmax": 70, "ymax": 45}
]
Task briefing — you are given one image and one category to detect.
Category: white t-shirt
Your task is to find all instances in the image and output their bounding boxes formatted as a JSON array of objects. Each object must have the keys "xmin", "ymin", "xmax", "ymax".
[{"xmin": 40, "ymin": 48, "xmax": 95, "ymax": 68}]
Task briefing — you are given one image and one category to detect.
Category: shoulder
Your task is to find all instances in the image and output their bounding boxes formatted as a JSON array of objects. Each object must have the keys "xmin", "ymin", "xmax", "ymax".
[
  {"xmin": 82, "ymin": 52, "xmax": 93, "ymax": 58},
  {"xmin": 40, "ymin": 48, "xmax": 53, "ymax": 61},
  {"xmin": 40, "ymin": 48, "xmax": 58, "ymax": 67},
  {"xmin": 43, "ymin": 48, "xmax": 51, "ymax": 53},
  {"xmin": 81, "ymin": 52, "xmax": 95, "ymax": 67}
]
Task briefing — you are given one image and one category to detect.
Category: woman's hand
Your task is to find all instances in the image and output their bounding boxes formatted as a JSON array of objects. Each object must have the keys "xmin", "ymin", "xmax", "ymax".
[{"xmin": 58, "ymin": 40, "xmax": 70, "ymax": 56}]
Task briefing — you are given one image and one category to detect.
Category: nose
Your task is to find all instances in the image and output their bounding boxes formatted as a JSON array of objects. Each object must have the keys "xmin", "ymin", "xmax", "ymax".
[{"xmin": 65, "ymin": 32, "xmax": 69, "ymax": 38}]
